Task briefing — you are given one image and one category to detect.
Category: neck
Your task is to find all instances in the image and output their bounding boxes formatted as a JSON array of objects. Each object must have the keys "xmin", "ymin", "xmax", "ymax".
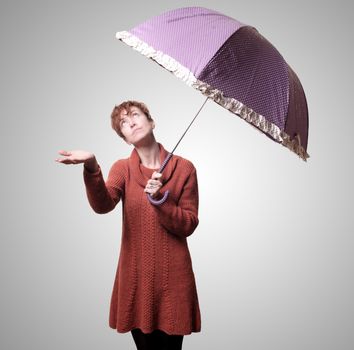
[{"xmin": 134, "ymin": 136, "xmax": 160, "ymax": 169}]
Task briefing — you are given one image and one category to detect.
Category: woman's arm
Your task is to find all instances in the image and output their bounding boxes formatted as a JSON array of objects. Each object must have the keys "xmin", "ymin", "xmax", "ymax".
[
  {"xmin": 84, "ymin": 155, "xmax": 99, "ymax": 173},
  {"xmin": 83, "ymin": 160, "xmax": 126, "ymax": 214},
  {"xmin": 56, "ymin": 150, "xmax": 125, "ymax": 214},
  {"xmin": 152, "ymin": 166, "xmax": 199, "ymax": 238}
]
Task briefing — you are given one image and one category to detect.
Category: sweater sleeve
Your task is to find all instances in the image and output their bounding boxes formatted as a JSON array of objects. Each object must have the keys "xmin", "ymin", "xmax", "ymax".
[
  {"xmin": 83, "ymin": 160, "xmax": 125, "ymax": 214},
  {"xmin": 153, "ymin": 166, "xmax": 199, "ymax": 238}
]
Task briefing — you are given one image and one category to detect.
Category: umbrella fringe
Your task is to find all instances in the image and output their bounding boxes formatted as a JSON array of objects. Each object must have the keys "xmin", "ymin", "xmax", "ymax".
[
  {"xmin": 116, "ymin": 31, "xmax": 309, "ymax": 161},
  {"xmin": 194, "ymin": 82, "xmax": 309, "ymax": 161},
  {"xmin": 280, "ymin": 133, "xmax": 309, "ymax": 161},
  {"xmin": 116, "ymin": 31, "xmax": 197, "ymax": 86}
]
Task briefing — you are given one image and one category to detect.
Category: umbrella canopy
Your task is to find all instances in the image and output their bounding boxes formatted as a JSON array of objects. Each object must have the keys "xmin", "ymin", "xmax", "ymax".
[{"xmin": 116, "ymin": 6, "xmax": 309, "ymax": 160}]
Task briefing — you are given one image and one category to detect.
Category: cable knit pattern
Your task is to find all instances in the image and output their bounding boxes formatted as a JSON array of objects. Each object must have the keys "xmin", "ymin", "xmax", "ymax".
[{"xmin": 83, "ymin": 144, "xmax": 201, "ymax": 335}]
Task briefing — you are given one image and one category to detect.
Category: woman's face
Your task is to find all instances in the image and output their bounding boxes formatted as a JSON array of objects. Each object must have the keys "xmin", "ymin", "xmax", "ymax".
[{"xmin": 119, "ymin": 106, "xmax": 155, "ymax": 146}]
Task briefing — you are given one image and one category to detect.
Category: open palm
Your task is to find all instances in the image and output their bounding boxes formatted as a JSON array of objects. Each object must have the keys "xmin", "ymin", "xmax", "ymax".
[{"xmin": 55, "ymin": 150, "xmax": 94, "ymax": 165}]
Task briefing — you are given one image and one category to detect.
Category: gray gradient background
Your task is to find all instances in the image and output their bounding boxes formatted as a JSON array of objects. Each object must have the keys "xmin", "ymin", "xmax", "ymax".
[{"xmin": 1, "ymin": 0, "xmax": 353, "ymax": 349}]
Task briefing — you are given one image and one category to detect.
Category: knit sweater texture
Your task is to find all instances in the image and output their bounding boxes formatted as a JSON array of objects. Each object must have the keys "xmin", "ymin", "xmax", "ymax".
[{"xmin": 83, "ymin": 144, "xmax": 201, "ymax": 335}]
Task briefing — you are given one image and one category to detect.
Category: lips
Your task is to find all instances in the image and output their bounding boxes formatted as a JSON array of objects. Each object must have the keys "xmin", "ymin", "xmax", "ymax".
[{"xmin": 132, "ymin": 128, "xmax": 142, "ymax": 135}]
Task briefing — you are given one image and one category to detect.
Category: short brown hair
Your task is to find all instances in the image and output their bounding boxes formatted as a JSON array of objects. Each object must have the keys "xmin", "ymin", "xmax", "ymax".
[{"xmin": 111, "ymin": 100, "xmax": 153, "ymax": 139}]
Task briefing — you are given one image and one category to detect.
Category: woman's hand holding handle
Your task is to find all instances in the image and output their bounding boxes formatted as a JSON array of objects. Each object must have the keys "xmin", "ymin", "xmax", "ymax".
[
  {"xmin": 145, "ymin": 171, "xmax": 169, "ymax": 205},
  {"xmin": 144, "ymin": 171, "xmax": 163, "ymax": 198}
]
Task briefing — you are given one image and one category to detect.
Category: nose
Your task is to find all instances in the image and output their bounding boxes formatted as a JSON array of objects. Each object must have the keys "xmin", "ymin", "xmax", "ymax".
[{"xmin": 128, "ymin": 118, "xmax": 136, "ymax": 128}]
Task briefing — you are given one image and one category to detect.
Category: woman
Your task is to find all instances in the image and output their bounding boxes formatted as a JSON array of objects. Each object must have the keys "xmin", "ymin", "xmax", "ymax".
[{"xmin": 56, "ymin": 101, "xmax": 201, "ymax": 350}]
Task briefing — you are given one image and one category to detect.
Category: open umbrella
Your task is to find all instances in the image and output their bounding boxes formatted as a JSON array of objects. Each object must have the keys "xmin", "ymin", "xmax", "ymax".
[{"xmin": 116, "ymin": 6, "xmax": 309, "ymax": 203}]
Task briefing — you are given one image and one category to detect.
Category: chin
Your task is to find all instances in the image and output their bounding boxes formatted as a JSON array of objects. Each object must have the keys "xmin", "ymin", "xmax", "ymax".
[{"xmin": 132, "ymin": 132, "xmax": 155, "ymax": 147}]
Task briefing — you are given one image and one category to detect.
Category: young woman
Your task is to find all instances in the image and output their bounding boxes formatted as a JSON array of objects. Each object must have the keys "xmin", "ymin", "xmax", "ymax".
[{"xmin": 56, "ymin": 101, "xmax": 201, "ymax": 350}]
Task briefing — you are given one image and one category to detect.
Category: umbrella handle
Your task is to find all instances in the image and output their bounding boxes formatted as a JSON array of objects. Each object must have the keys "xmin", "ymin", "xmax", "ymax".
[
  {"xmin": 147, "ymin": 190, "xmax": 169, "ymax": 205},
  {"xmin": 146, "ymin": 153, "xmax": 173, "ymax": 205}
]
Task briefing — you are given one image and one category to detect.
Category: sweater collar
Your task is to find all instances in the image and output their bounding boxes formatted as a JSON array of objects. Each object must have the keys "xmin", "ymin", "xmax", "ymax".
[{"xmin": 128, "ymin": 143, "xmax": 175, "ymax": 187}]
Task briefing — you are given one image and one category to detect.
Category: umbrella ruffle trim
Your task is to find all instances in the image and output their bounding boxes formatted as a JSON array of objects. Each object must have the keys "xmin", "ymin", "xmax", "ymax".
[
  {"xmin": 116, "ymin": 31, "xmax": 309, "ymax": 161},
  {"xmin": 116, "ymin": 31, "xmax": 197, "ymax": 86},
  {"xmin": 193, "ymin": 82, "xmax": 309, "ymax": 161}
]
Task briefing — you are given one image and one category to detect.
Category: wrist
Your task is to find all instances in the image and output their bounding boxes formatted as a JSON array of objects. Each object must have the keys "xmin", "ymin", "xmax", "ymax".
[{"xmin": 84, "ymin": 156, "xmax": 99, "ymax": 173}]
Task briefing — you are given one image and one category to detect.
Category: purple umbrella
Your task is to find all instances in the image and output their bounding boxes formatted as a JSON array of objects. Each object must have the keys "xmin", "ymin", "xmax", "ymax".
[{"xmin": 116, "ymin": 7, "xmax": 309, "ymax": 202}]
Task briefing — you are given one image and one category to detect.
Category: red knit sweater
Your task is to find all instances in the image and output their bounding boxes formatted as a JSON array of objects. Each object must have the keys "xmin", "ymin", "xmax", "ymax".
[{"xmin": 83, "ymin": 144, "xmax": 201, "ymax": 335}]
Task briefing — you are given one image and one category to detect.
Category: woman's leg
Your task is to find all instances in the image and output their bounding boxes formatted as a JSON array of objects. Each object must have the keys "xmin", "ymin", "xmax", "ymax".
[
  {"xmin": 131, "ymin": 328, "xmax": 184, "ymax": 350},
  {"xmin": 150, "ymin": 329, "xmax": 184, "ymax": 350},
  {"xmin": 131, "ymin": 328, "xmax": 150, "ymax": 350}
]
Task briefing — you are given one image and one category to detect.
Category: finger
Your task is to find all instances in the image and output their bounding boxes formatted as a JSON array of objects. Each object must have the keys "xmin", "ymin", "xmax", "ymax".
[
  {"xmin": 55, "ymin": 157, "xmax": 67, "ymax": 162},
  {"xmin": 56, "ymin": 158, "xmax": 76, "ymax": 165},
  {"xmin": 58, "ymin": 150, "xmax": 71, "ymax": 156},
  {"xmin": 144, "ymin": 183, "xmax": 160, "ymax": 191},
  {"xmin": 147, "ymin": 181, "xmax": 162, "ymax": 189},
  {"xmin": 144, "ymin": 189, "xmax": 159, "ymax": 198},
  {"xmin": 149, "ymin": 179, "xmax": 161, "ymax": 186},
  {"xmin": 151, "ymin": 172, "xmax": 162, "ymax": 180},
  {"xmin": 57, "ymin": 159, "xmax": 72, "ymax": 164}
]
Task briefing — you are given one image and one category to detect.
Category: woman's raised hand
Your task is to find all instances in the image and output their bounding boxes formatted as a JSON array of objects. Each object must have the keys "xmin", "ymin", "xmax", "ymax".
[{"xmin": 55, "ymin": 150, "xmax": 98, "ymax": 172}]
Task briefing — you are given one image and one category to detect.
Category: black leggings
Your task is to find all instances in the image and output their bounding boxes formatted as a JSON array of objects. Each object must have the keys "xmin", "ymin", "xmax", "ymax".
[{"xmin": 131, "ymin": 328, "xmax": 184, "ymax": 350}]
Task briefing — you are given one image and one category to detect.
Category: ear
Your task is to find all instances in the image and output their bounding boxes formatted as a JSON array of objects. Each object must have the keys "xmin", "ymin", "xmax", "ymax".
[{"xmin": 151, "ymin": 120, "xmax": 155, "ymax": 129}]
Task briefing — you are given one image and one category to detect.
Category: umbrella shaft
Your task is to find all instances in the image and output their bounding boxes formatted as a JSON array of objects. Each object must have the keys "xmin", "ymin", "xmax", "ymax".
[
  {"xmin": 171, "ymin": 96, "xmax": 209, "ymax": 155},
  {"xmin": 158, "ymin": 97, "xmax": 209, "ymax": 174}
]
